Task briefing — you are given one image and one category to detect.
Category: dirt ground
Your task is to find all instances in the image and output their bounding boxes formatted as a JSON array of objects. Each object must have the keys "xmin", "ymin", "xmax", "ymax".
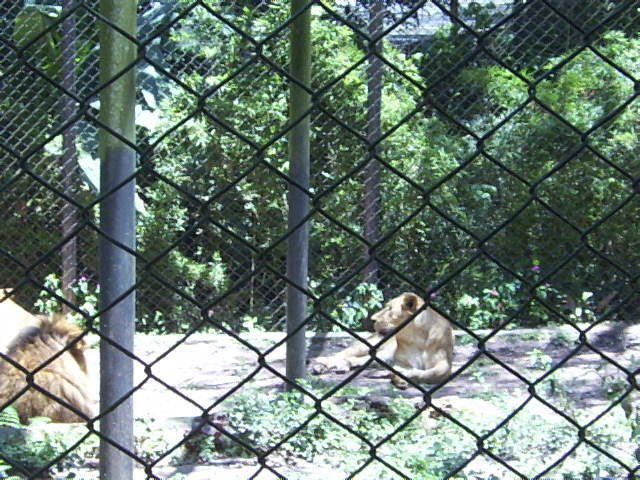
[
  {"xmin": 71, "ymin": 322, "xmax": 640, "ymax": 479},
  {"xmin": 82, "ymin": 321, "xmax": 639, "ymax": 419}
]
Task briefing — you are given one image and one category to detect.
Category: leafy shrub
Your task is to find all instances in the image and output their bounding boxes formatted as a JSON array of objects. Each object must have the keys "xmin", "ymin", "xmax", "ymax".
[
  {"xmin": 327, "ymin": 282, "xmax": 384, "ymax": 331},
  {"xmin": 0, "ymin": 405, "xmax": 96, "ymax": 479},
  {"xmin": 190, "ymin": 384, "xmax": 638, "ymax": 479},
  {"xmin": 455, "ymin": 273, "xmax": 598, "ymax": 330},
  {"xmin": 34, "ymin": 273, "xmax": 99, "ymax": 325},
  {"xmin": 0, "ymin": 407, "xmax": 22, "ymax": 480}
]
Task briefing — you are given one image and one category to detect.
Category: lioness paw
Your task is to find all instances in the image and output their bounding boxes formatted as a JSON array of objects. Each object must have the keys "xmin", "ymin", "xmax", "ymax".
[
  {"xmin": 392, "ymin": 375, "xmax": 410, "ymax": 390},
  {"xmin": 330, "ymin": 362, "xmax": 350, "ymax": 374},
  {"xmin": 311, "ymin": 357, "xmax": 351, "ymax": 374},
  {"xmin": 367, "ymin": 369, "xmax": 393, "ymax": 379},
  {"xmin": 310, "ymin": 362, "xmax": 328, "ymax": 375}
]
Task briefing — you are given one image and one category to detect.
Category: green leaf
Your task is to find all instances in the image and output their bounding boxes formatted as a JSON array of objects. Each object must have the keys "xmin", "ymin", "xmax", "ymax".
[{"xmin": 13, "ymin": 6, "xmax": 61, "ymax": 77}]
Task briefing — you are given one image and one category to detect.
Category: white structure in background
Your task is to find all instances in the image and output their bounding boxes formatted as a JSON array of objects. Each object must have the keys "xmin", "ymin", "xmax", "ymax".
[{"xmin": 335, "ymin": 0, "xmax": 515, "ymax": 44}]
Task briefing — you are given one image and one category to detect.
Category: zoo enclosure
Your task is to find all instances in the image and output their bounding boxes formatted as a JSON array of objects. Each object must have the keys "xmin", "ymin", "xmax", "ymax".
[{"xmin": 1, "ymin": 0, "xmax": 639, "ymax": 479}]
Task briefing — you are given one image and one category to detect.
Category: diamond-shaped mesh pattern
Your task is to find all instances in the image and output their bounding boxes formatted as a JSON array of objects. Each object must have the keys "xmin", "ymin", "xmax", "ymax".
[{"xmin": 1, "ymin": 0, "xmax": 639, "ymax": 478}]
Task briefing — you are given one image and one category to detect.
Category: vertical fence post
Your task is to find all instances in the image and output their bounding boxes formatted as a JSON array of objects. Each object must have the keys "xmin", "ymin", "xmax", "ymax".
[
  {"xmin": 98, "ymin": 1, "xmax": 137, "ymax": 479},
  {"xmin": 286, "ymin": 0, "xmax": 311, "ymax": 383}
]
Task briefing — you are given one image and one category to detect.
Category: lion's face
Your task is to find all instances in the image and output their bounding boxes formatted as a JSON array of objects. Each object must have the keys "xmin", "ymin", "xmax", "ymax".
[{"xmin": 372, "ymin": 293, "xmax": 424, "ymax": 336}]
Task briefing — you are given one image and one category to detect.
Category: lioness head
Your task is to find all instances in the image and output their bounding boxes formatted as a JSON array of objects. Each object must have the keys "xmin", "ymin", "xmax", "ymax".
[{"xmin": 372, "ymin": 292, "xmax": 425, "ymax": 336}]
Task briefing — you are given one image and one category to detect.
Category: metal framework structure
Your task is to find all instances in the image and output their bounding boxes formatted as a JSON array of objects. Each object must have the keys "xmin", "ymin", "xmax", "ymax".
[{"xmin": 0, "ymin": 0, "xmax": 639, "ymax": 479}]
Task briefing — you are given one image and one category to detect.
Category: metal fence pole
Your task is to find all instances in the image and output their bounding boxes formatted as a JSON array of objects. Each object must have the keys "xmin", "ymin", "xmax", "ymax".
[
  {"xmin": 286, "ymin": 0, "xmax": 312, "ymax": 383},
  {"xmin": 98, "ymin": 1, "xmax": 137, "ymax": 479}
]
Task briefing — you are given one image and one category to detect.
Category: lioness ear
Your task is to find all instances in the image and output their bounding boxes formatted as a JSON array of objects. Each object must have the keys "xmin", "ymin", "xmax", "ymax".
[{"xmin": 402, "ymin": 293, "xmax": 419, "ymax": 312}]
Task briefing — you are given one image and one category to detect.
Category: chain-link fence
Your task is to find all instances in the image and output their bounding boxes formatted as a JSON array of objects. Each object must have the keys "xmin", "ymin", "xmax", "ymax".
[{"xmin": 1, "ymin": 0, "xmax": 639, "ymax": 478}]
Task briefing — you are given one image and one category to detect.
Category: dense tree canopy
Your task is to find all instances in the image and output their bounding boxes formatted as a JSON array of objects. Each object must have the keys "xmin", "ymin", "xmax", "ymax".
[{"xmin": 1, "ymin": 0, "xmax": 638, "ymax": 333}]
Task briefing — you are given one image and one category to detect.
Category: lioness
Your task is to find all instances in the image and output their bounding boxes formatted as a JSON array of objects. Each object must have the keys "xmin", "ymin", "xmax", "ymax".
[{"xmin": 313, "ymin": 292, "xmax": 454, "ymax": 389}]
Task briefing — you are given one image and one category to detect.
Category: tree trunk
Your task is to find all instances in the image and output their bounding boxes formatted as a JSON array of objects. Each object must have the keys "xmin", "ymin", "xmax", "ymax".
[
  {"xmin": 363, "ymin": 0, "xmax": 384, "ymax": 286},
  {"xmin": 60, "ymin": 0, "xmax": 78, "ymax": 313},
  {"xmin": 451, "ymin": 0, "xmax": 460, "ymax": 18}
]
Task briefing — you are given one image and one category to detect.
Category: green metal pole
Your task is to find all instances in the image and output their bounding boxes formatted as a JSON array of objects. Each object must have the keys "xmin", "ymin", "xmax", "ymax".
[
  {"xmin": 98, "ymin": 1, "xmax": 137, "ymax": 479},
  {"xmin": 286, "ymin": 0, "xmax": 312, "ymax": 383}
]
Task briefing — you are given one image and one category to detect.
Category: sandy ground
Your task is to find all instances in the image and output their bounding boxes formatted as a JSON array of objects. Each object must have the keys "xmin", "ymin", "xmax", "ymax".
[
  {"xmin": 13, "ymin": 322, "xmax": 640, "ymax": 479},
  {"xmin": 85, "ymin": 322, "xmax": 639, "ymax": 420}
]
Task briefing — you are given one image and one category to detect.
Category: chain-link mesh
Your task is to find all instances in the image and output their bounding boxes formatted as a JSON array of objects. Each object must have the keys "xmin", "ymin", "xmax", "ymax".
[{"xmin": 1, "ymin": 0, "xmax": 639, "ymax": 478}]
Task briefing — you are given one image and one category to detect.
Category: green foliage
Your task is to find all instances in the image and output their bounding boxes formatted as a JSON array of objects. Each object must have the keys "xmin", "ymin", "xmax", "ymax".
[
  {"xmin": 327, "ymin": 282, "xmax": 384, "ymax": 331},
  {"xmin": 135, "ymin": 418, "xmax": 175, "ymax": 465},
  {"xmin": 191, "ymin": 385, "xmax": 637, "ymax": 479},
  {"xmin": 485, "ymin": 402, "xmax": 634, "ymax": 479},
  {"xmin": 0, "ymin": 409, "xmax": 76, "ymax": 479},
  {"xmin": 0, "ymin": 407, "xmax": 23, "ymax": 478},
  {"xmin": 0, "ymin": 407, "xmax": 100, "ymax": 479},
  {"xmin": 527, "ymin": 347, "xmax": 553, "ymax": 370},
  {"xmin": 0, "ymin": 407, "xmax": 21, "ymax": 430},
  {"xmin": 13, "ymin": 6, "xmax": 61, "ymax": 78},
  {"xmin": 456, "ymin": 281, "xmax": 518, "ymax": 330},
  {"xmin": 2, "ymin": 384, "xmax": 635, "ymax": 479},
  {"xmin": 0, "ymin": 462, "xmax": 21, "ymax": 480},
  {"xmin": 206, "ymin": 385, "xmax": 473, "ymax": 478},
  {"xmin": 34, "ymin": 273, "xmax": 99, "ymax": 324},
  {"xmin": 0, "ymin": 464, "xmax": 20, "ymax": 480},
  {"xmin": 453, "ymin": 269, "xmax": 598, "ymax": 329},
  {"xmin": 136, "ymin": 249, "xmax": 228, "ymax": 333},
  {"xmin": 6, "ymin": 1, "xmax": 640, "ymax": 333}
]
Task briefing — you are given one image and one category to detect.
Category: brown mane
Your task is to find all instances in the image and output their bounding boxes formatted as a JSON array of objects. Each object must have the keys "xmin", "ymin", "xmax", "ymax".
[{"xmin": 0, "ymin": 312, "xmax": 93, "ymax": 423}]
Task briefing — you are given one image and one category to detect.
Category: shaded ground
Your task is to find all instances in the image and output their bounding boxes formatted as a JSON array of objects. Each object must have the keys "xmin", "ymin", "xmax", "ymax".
[{"xmin": 84, "ymin": 322, "xmax": 639, "ymax": 418}]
